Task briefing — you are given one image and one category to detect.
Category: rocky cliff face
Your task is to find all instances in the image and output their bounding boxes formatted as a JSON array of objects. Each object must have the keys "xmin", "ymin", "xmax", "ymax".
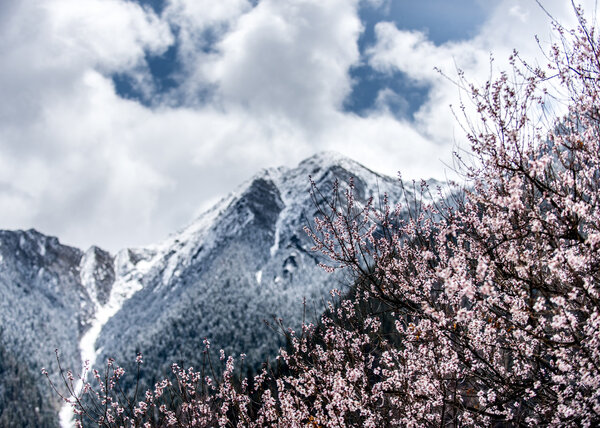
[{"xmin": 0, "ymin": 153, "xmax": 443, "ymax": 425}]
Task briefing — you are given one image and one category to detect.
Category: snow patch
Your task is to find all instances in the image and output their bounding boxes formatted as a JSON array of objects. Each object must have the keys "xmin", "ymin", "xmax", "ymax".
[
  {"xmin": 162, "ymin": 254, "xmax": 180, "ymax": 287},
  {"xmin": 255, "ymin": 270, "xmax": 262, "ymax": 284},
  {"xmin": 270, "ymin": 218, "xmax": 281, "ymax": 257},
  {"xmin": 60, "ymin": 276, "xmax": 143, "ymax": 428},
  {"xmin": 80, "ymin": 248, "xmax": 100, "ymax": 306}
]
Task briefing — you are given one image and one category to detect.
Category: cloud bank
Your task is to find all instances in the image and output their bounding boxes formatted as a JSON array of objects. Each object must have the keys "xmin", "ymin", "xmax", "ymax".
[{"xmin": 0, "ymin": 0, "xmax": 595, "ymax": 251}]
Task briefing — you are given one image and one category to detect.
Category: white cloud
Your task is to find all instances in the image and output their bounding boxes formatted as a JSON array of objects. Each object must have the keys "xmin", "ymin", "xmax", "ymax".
[
  {"xmin": 205, "ymin": 0, "xmax": 362, "ymax": 128},
  {"xmin": 0, "ymin": 0, "xmax": 172, "ymax": 126},
  {"xmin": 361, "ymin": 0, "xmax": 389, "ymax": 10},
  {"xmin": 0, "ymin": 0, "xmax": 597, "ymax": 251},
  {"xmin": 46, "ymin": 0, "xmax": 173, "ymax": 72},
  {"xmin": 365, "ymin": 0, "xmax": 598, "ymax": 146},
  {"xmin": 165, "ymin": 0, "xmax": 251, "ymax": 30},
  {"xmin": 0, "ymin": 0, "xmax": 174, "ymax": 249},
  {"xmin": 159, "ymin": 0, "xmax": 252, "ymax": 103}
]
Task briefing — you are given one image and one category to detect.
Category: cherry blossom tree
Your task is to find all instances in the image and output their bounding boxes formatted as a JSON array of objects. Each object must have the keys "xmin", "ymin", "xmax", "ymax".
[{"xmin": 50, "ymin": 5, "xmax": 600, "ymax": 427}]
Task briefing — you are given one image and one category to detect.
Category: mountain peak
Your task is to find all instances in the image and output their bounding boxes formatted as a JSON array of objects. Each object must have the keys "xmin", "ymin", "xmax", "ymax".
[{"xmin": 298, "ymin": 151, "xmax": 365, "ymax": 172}]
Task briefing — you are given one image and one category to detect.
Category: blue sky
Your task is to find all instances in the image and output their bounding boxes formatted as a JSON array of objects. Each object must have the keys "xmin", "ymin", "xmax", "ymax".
[
  {"xmin": 0, "ymin": 0, "xmax": 594, "ymax": 251},
  {"xmin": 350, "ymin": 0, "xmax": 494, "ymax": 113}
]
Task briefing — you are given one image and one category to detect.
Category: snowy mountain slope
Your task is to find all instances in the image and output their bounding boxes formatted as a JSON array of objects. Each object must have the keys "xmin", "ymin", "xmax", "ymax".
[
  {"xmin": 0, "ymin": 152, "xmax": 444, "ymax": 426},
  {"xmin": 0, "ymin": 230, "xmax": 108, "ymax": 426},
  {"xmin": 93, "ymin": 152, "xmax": 441, "ymax": 385}
]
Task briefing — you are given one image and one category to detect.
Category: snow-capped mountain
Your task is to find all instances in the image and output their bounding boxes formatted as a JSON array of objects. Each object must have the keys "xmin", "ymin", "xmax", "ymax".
[{"xmin": 0, "ymin": 152, "xmax": 442, "ymax": 426}]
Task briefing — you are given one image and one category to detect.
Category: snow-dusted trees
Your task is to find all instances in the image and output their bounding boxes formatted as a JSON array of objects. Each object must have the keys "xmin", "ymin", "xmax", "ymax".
[{"xmin": 53, "ymin": 6, "xmax": 600, "ymax": 427}]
